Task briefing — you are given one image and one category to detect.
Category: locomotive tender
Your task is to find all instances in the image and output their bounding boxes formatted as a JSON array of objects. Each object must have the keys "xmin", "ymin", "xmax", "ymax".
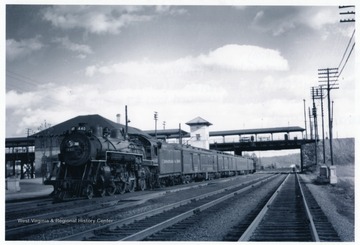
[{"xmin": 46, "ymin": 123, "xmax": 255, "ymax": 200}]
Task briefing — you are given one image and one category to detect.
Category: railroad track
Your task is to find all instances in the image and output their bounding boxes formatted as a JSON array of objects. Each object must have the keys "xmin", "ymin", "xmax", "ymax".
[
  {"xmin": 7, "ymin": 172, "xmax": 341, "ymax": 242},
  {"xmin": 298, "ymin": 175, "xmax": 341, "ymax": 241},
  {"xmin": 6, "ymin": 174, "xmax": 271, "ymax": 240},
  {"xmin": 58, "ymin": 174, "xmax": 279, "ymax": 241},
  {"xmin": 231, "ymin": 173, "xmax": 341, "ymax": 242}
]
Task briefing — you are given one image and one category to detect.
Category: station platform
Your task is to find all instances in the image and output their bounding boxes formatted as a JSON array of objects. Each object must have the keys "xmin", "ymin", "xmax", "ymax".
[{"xmin": 5, "ymin": 178, "xmax": 53, "ymax": 202}]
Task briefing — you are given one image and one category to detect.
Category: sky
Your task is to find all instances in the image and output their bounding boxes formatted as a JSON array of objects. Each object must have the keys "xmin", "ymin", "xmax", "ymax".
[{"xmin": 3, "ymin": 1, "xmax": 357, "ymax": 147}]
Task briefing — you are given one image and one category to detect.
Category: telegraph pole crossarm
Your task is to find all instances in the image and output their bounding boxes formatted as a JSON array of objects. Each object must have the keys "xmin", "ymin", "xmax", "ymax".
[{"xmin": 339, "ymin": 5, "xmax": 355, "ymax": 22}]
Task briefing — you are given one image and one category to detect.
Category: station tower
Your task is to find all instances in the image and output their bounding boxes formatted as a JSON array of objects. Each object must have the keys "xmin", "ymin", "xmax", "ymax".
[{"xmin": 186, "ymin": 117, "xmax": 212, "ymax": 150}]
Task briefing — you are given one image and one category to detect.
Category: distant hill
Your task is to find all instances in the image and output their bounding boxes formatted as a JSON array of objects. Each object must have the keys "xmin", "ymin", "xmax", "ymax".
[
  {"xmin": 258, "ymin": 138, "xmax": 355, "ymax": 170},
  {"xmin": 259, "ymin": 153, "xmax": 300, "ymax": 169},
  {"xmin": 330, "ymin": 138, "xmax": 355, "ymax": 165}
]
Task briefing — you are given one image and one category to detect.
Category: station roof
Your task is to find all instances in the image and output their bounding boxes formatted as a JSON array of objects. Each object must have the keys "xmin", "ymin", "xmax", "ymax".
[
  {"xmin": 210, "ymin": 126, "xmax": 305, "ymax": 137},
  {"xmin": 31, "ymin": 114, "xmax": 152, "ymax": 138},
  {"xmin": 6, "ymin": 137, "xmax": 35, "ymax": 147},
  {"xmin": 143, "ymin": 129, "xmax": 189, "ymax": 139}
]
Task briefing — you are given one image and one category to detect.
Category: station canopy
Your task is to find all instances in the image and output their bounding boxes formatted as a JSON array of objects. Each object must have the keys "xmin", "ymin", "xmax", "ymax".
[{"xmin": 210, "ymin": 126, "xmax": 305, "ymax": 137}]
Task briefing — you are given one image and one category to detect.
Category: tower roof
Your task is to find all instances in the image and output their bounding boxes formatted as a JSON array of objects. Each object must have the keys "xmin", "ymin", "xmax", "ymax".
[{"xmin": 186, "ymin": 116, "xmax": 212, "ymax": 126}]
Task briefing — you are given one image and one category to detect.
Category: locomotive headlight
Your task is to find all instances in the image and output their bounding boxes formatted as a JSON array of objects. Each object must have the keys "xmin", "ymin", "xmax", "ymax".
[
  {"xmin": 66, "ymin": 140, "xmax": 80, "ymax": 147},
  {"xmin": 66, "ymin": 140, "xmax": 74, "ymax": 147}
]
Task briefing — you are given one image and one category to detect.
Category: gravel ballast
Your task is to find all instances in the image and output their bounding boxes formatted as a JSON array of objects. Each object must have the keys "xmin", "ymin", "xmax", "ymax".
[
  {"xmin": 300, "ymin": 173, "xmax": 354, "ymax": 242},
  {"xmin": 164, "ymin": 174, "xmax": 285, "ymax": 241}
]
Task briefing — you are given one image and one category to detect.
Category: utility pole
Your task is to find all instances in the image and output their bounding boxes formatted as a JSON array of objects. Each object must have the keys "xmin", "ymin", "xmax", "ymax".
[
  {"xmin": 311, "ymin": 87, "xmax": 318, "ymax": 166},
  {"xmin": 313, "ymin": 86, "xmax": 326, "ymax": 164},
  {"xmin": 303, "ymin": 99, "xmax": 307, "ymax": 139},
  {"xmin": 26, "ymin": 128, "xmax": 31, "ymax": 137},
  {"xmin": 308, "ymin": 107, "xmax": 313, "ymax": 140},
  {"xmin": 320, "ymin": 87, "xmax": 326, "ymax": 164},
  {"xmin": 332, "ymin": 101, "xmax": 335, "ymax": 139},
  {"xmin": 179, "ymin": 123, "xmax": 182, "ymax": 145},
  {"xmin": 318, "ymin": 68, "xmax": 339, "ymax": 166},
  {"xmin": 154, "ymin": 111, "xmax": 158, "ymax": 139},
  {"xmin": 163, "ymin": 121, "xmax": 166, "ymax": 130}
]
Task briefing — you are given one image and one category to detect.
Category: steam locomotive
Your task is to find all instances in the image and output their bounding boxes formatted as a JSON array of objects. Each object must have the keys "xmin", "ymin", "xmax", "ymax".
[{"xmin": 45, "ymin": 123, "xmax": 255, "ymax": 200}]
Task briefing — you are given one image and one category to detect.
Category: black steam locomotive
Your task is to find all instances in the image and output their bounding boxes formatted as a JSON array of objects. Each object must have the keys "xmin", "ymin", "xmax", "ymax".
[{"xmin": 45, "ymin": 123, "xmax": 255, "ymax": 200}]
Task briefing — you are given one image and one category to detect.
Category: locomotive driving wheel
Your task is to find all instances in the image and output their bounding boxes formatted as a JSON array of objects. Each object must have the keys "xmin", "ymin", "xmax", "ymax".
[
  {"xmin": 97, "ymin": 188, "xmax": 106, "ymax": 197},
  {"xmin": 117, "ymin": 181, "xmax": 126, "ymax": 194},
  {"xmin": 85, "ymin": 184, "xmax": 94, "ymax": 199},
  {"xmin": 139, "ymin": 178, "xmax": 146, "ymax": 191},
  {"xmin": 96, "ymin": 175, "xmax": 106, "ymax": 197},
  {"xmin": 127, "ymin": 172, "xmax": 136, "ymax": 192},
  {"xmin": 106, "ymin": 181, "xmax": 116, "ymax": 196}
]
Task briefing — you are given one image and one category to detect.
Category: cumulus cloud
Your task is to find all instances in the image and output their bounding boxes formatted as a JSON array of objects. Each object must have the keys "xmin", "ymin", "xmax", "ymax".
[
  {"xmin": 85, "ymin": 44, "xmax": 289, "ymax": 77},
  {"xmin": 53, "ymin": 36, "xmax": 93, "ymax": 58},
  {"xmin": 198, "ymin": 44, "xmax": 288, "ymax": 71},
  {"xmin": 6, "ymin": 36, "xmax": 44, "ymax": 61}
]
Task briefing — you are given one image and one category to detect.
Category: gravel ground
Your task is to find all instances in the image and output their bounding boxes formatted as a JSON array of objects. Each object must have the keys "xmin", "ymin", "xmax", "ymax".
[{"xmin": 300, "ymin": 173, "xmax": 354, "ymax": 242}]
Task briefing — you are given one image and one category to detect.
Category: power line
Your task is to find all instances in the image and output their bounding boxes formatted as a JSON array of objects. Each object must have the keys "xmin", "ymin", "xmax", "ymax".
[
  {"xmin": 6, "ymin": 69, "xmax": 74, "ymax": 112},
  {"xmin": 337, "ymin": 41, "xmax": 355, "ymax": 79},
  {"xmin": 337, "ymin": 29, "xmax": 355, "ymax": 71},
  {"xmin": 6, "ymin": 70, "xmax": 44, "ymax": 90}
]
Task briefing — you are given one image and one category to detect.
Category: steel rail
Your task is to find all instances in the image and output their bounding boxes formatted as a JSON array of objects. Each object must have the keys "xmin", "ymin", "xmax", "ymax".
[
  {"xmin": 120, "ymin": 174, "xmax": 280, "ymax": 241},
  {"xmin": 296, "ymin": 173, "xmax": 320, "ymax": 241},
  {"xmin": 59, "ymin": 174, "xmax": 278, "ymax": 241}
]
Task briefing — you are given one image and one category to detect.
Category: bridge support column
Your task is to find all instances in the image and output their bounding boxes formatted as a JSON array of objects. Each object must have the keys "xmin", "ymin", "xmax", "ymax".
[{"xmin": 234, "ymin": 149, "xmax": 242, "ymax": 156}]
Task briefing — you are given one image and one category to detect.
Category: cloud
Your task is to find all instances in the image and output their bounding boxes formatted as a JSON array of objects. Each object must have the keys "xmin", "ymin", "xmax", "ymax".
[
  {"xmin": 254, "ymin": 10, "xmax": 264, "ymax": 22},
  {"xmin": 6, "ymin": 36, "xmax": 44, "ymax": 61},
  {"xmin": 300, "ymin": 7, "xmax": 339, "ymax": 30},
  {"xmin": 6, "ymin": 81, "xmax": 227, "ymax": 136},
  {"xmin": 85, "ymin": 44, "xmax": 289, "ymax": 77},
  {"xmin": 53, "ymin": 36, "xmax": 93, "ymax": 58},
  {"xmin": 251, "ymin": 7, "xmax": 340, "ymax": 37},
  {"xmin": 42, "ymin": 6, "xmax": 186, "ymax": 35},
  {"xmin": 198, "ymin": 44, "xmax": 289, "ymax": 71}
]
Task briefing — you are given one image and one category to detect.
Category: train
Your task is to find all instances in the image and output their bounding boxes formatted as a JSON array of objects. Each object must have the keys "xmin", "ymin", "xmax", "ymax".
[{"xmin": 44, "ymin": 123, "xmax": 256, "ymax": 200}]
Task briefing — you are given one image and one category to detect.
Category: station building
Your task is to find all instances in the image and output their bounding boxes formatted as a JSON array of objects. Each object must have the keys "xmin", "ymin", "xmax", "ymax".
[{"xmin": 5, "ymin": 114, "xmax": 148, "ymax": 179}]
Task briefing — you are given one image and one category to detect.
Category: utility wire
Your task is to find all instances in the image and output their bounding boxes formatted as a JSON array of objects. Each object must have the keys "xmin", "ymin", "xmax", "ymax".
[
  {"xmin": 337, "ymin": 29, "xmax": 355, "ymax": 71},
  {"xmin": 337, "ymin": 41, "xmax": 355, "ymax": 79}
]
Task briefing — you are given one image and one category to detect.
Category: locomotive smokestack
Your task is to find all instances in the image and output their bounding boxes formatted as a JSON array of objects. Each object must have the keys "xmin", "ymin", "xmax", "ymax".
[{"xmin": 116, "ymin": 113, "xmax": 121, "ymax": 124}]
